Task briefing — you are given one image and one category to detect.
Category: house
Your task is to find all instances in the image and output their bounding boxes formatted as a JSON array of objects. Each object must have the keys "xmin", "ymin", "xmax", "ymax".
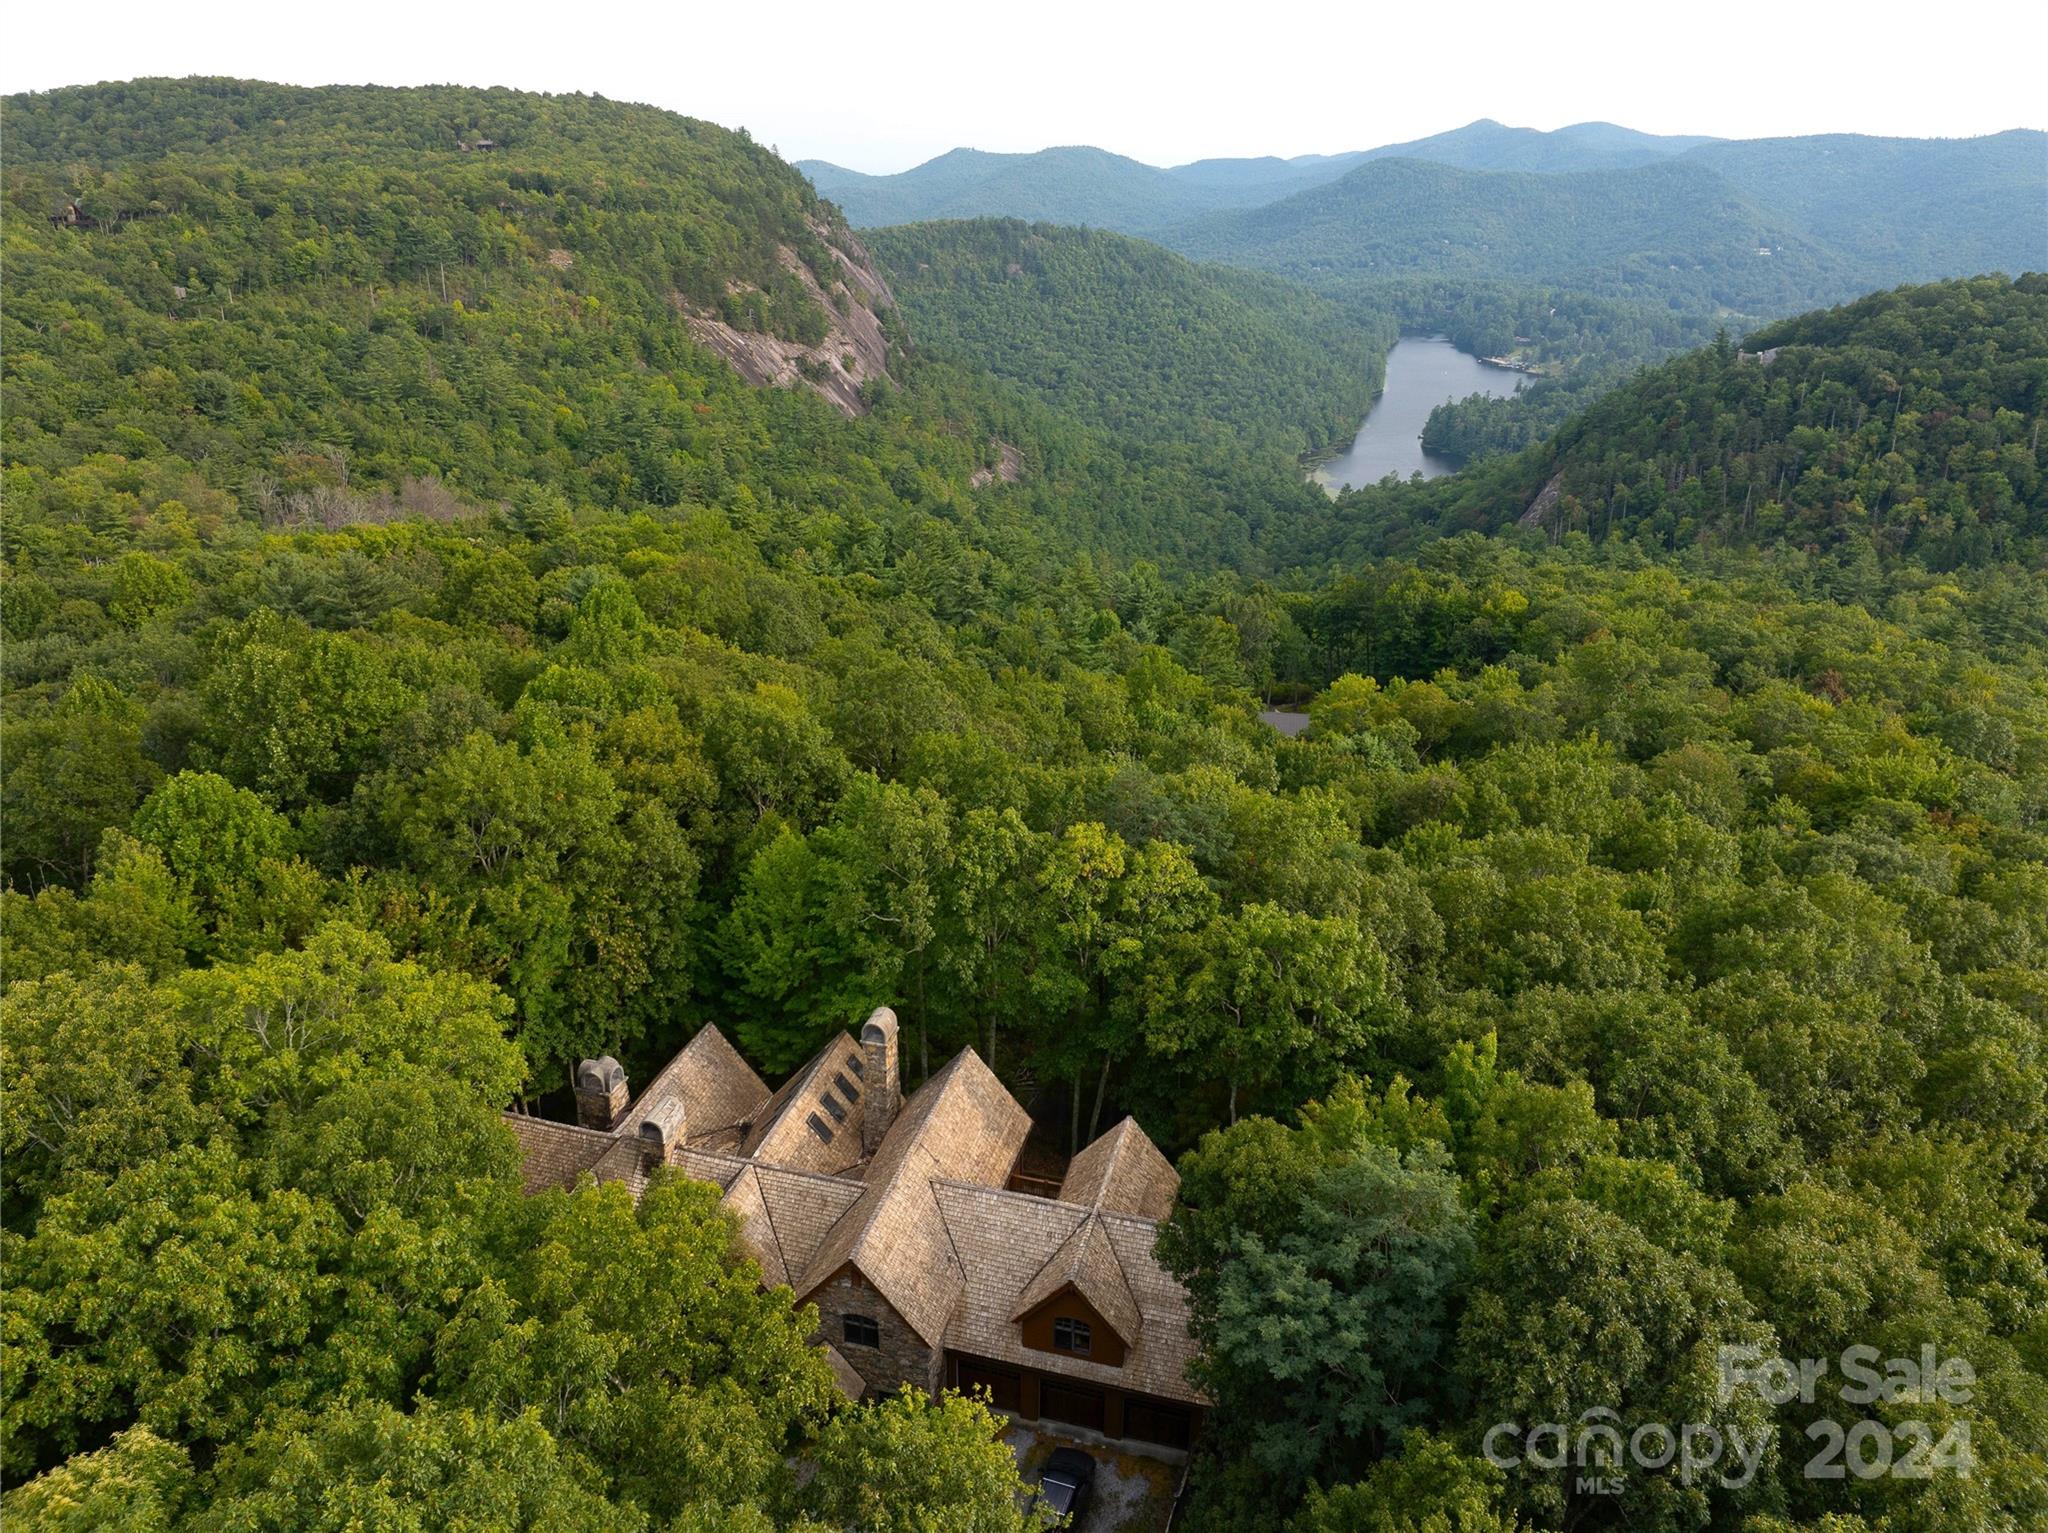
[{"xmin": 508, "ymin": 1007, "xmax": 1207, "ymax": 1452}]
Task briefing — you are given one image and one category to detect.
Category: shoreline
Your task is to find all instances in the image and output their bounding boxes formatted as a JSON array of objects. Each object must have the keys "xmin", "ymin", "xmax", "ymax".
[{"xmin": 1303, "ymin": 335, "xmax": 1529, "ymax": 493}]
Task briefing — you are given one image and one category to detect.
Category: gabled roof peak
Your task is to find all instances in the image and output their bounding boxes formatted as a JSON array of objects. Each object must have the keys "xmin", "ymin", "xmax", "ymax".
[
  {"xmin": 1058, "ymin": 1113, "xmax": 1179, "ymax": 1221},
  {"xmin": 1011, "ymin": 1211, "xmax": 1143, "ymax": 1347},
  {"xmin": 794, "ymin": 1044, "xmax": 1030, "ymax": 1345}
]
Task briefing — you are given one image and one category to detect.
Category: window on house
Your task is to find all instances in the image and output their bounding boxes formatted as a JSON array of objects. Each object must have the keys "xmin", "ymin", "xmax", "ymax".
[
  {"xmin": 834, "ymin": 1070, "xmax": 861, "ymax": 1102},
  {"xmin": 820, "ymin": 1089, "xmax": 847, "ymax": 1123},
  {"xmin": 1052, "ymin": 1317, "xmax": 1092, "ymax": 1355},
  {"xmin": 842, "ymin": 1313, "xmax": 880, "ymax": 1348},
  {"xmin": 806, "ymin": 1112, "xmax": 834, "ymax": 1143}
]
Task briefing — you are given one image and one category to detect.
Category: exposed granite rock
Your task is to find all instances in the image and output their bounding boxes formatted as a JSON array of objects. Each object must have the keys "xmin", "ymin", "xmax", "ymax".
[
  {"xmin": 679, "ymin": 220, "xmax": 895, "ymax": 417},
  {"xmin": 969, "ymin": 439, "xmax": 1023, "ymax": 488},
  {"xmin": 1519, "ymin": 469, "xmax": 1565, "ymax": 528}
]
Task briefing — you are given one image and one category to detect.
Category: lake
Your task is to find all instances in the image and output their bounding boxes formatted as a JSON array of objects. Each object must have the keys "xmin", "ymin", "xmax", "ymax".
[{"xmin": 1311, "ymin": 336, "xmax": 1528, "ymax": 492}]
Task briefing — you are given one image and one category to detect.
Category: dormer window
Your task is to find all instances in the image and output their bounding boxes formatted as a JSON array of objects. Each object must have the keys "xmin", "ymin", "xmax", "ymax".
[
  {"xmin": 1052, "ymin": 1317, "xmax": 1092, "ymax": 1356},
  {"xmin": 843, "ymin": 1313, "xmax": 880, "ymax": 1348}
]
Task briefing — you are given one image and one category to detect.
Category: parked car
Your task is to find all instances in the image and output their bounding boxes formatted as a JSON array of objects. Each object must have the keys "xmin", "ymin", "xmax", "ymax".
[{"xmin": 1033, "ymin": 1446, "xmax": 1097, "ymax": 1525}]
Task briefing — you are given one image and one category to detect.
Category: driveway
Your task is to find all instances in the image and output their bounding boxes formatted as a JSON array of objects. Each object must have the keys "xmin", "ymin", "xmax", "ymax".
[{"xmin": 1006, "ymin": 1422, "xmax": 1181, "ymax": 1532}]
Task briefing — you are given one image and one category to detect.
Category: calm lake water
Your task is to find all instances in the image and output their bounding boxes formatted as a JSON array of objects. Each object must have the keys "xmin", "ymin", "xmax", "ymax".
[{"xmin": 1311, "ymin": 336, "xmax": 1528, "ymax": 492}]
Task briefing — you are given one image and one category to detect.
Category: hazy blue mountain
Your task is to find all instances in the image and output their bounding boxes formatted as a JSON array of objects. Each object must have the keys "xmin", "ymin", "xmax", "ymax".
[
  {"xmin": 1160, "ymin": 157, "xmax": 1856, "ymax": 314},
  {"xmin": 798, "ymin": 145, "xmax": 1201, "ymax": 231},
  {"xmin": 1354, "ymin": 118, "xmax": 1723, "ymax": 173},
  {"xmin": 798, "ymin": 119, "xmax": 1727, "ymax": 228},
  {"xmin": 1162, "ymin": 151, "xmax": 1372, "ymax": 194},
  {"xmin": 805, "ymin": 125, "xmax": 2043, "ymax": 320},
  {"xmin": 1681, "ymin": 129, "xmax": 2048, "ymax": 280}
]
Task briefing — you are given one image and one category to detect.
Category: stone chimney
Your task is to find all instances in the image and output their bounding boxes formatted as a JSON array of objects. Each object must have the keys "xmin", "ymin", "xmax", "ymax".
[
  {"xmin": 638, "ymin": 1095, "xmax": 685, "ymax": 1168},
  {"xmin": 574, "ymin": 1055, "xmax": 628, "ymax": 1131},
  {"xmin": 860, "ymin": 1006, "xmax": 899, "ymax": 1155}
]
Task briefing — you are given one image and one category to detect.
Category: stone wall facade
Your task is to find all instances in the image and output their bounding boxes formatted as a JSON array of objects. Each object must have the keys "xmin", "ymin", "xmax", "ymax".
[{"xmin": 810, "ymin": 1266, "xmax": 940, "ymax": 1396}]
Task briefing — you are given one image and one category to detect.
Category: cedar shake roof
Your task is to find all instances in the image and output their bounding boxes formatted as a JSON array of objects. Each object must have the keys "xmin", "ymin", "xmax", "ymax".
[
  {"xmin": 506, "ymin": 1114, "xmax": 614, "ymax": 1193},
  {"xmin": 619, "ymin": 1022, "xmax": 770, "ymax": 1146},
  {"xmin": 511, "ymin": 1024, "xmax": 773, "ymax": 1197},
  {"xmin": 933, "ymin": 1181, "xmax": 1205, "ymax": 1405},
  {"xmin": 1058, "ymin": 1115, "xmax": 1181, "ymax": 1220},
  {"xmin": 822, "ymin": 1342, "xmax": 868, "ymax": 1399},
  {"xmin": 687, "ymin": 1152, "xmax": 868, "ymax": 1288},
  {"xmin": 793, "ymin": 1048, "xmax": 1032, "ymax": 1346},
  {"xmin": 741, "ymin": 1032, "xmax": 868, "ymax": 1175},
  {"xmin": 522, "ymin": 1119, "xmax": 660, "ymax": 1198},
  {"xmin": 508, "ymin": 1024, "xmax": 1201, "ymax": 1406},
  {"xmin": 994, "ymin": 1116, "xmax": 1181, "ymax": 1359},
  {"xmin": 1012, "ymin": 1211, "xmax": 1143, "ymax": 1346}
]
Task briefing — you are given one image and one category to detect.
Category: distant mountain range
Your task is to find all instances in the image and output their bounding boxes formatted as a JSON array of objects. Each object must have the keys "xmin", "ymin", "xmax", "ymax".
[
  {"xmin": 796, "ymin": 119, "xmax": 1732, "ymax": 226},
  {"xmin": 1347, "ymin": 119, "xmax": 1727, "ymax": 176},
  {"xmin": 802, "ymin": 121, "xmax": 2047, "ymax": 318},
  {"xmin": 1163, "ymin": 157, "xmax": 1854, "ymax": 315}
]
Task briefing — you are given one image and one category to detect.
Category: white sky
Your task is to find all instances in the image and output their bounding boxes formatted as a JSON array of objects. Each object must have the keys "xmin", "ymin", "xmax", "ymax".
[{"xmin": 4, "ymin": 0, "xmax": 2043, "ymax": 173}]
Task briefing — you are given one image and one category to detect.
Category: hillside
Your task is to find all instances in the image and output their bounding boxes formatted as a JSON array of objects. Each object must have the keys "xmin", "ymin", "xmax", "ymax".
[
  {"xmin": 1683, "ymin": 128, "xmax": 2048, "ymax": 282},
  {"xmin": 1162, "ymin": 150, "xmax": 1371, "ymax": 195},
  {"xmin": 7, "ymin": 77, "xmax": 905, "ymax": 422},
  {"xmin": 3, "ymin": 78, "xmax": 1345, "ymax": 572},
  {"xmin": 13, "ymin": 79, "xmax": 1424, "ymax": 593},
  {"xmin": 804, "ymin": 143, "xmax": 1395, "ymax": 233},
  {"xmin": 867, "ymin": 219, "xmax": 1396, "ymax": 450},
  {"xmin": 1291, "ymin": 274, "xmax": 2048, "ymax": 570},
  {"xmin": 799, "ymin": 144, "xmax": 1207, "ymax": 232},
  {"xmin": 1163, "ymin": 156, "xmax": 1866, "ymax": 315}
]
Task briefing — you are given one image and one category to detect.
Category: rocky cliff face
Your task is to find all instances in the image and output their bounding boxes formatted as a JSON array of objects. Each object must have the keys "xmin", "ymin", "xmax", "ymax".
[{"xmin": 679, "ymin": 220, "xmax": 895, "ymax": 416}]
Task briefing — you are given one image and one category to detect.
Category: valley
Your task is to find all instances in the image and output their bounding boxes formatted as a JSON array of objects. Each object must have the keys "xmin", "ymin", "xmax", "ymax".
[{"xmin": 1, "ymin": 69, "xmax": 2044, "ymax": 1533}]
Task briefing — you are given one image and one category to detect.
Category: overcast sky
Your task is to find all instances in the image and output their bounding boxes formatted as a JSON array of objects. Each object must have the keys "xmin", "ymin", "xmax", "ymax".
[{"xmin": 5, "ymin": 0, "xmax": 2042, "ymax": 172}]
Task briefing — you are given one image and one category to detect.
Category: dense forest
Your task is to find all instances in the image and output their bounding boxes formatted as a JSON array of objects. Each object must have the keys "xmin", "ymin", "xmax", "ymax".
[
  {"xmin": 1164, "ymin": 157, "xmax": 1854, "ymax": 317},
  {"xmin": 867, "ymin": 219, "xmax": 1395, "ymax": 452},
  {"xmin": 4, "ymin": 78, "xmax": 2048, "ymax": 1533},
  {"xmin": 1298, "ymin": 278, "xmax": 2048, "ymax": 573}
]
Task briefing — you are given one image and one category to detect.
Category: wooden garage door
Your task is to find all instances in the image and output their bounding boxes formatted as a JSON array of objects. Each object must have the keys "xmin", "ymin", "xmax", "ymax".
[
  {"xmin": 1039, "ymin": 1380, "xmax": 1106, "ymax": 1434},
  {"xmin": 1124, "ymin": 1399, "xmax": 1193, "ymax": 1450},
  {"xmin": 956, "ymin": 1360, "xmax": 1022, "ymax": 1413}
]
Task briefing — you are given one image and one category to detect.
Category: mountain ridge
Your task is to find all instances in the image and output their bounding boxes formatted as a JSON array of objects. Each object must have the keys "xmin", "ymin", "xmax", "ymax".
[{"xmin": 798, "ymin": 118, "xmax": 2038, "ymax": 236}]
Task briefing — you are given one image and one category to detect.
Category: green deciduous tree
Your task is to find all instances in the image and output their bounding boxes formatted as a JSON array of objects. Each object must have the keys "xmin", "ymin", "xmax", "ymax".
[{"xmin": 797, "ymin": 1387, "xmax": 1058, "ymax": 1533}]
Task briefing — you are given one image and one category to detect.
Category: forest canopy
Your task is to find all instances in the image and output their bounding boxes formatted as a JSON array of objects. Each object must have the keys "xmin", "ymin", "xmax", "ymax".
[{"xmin": 3, "ymin": 78, "xmax": 2047, "ymax": 1533}]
